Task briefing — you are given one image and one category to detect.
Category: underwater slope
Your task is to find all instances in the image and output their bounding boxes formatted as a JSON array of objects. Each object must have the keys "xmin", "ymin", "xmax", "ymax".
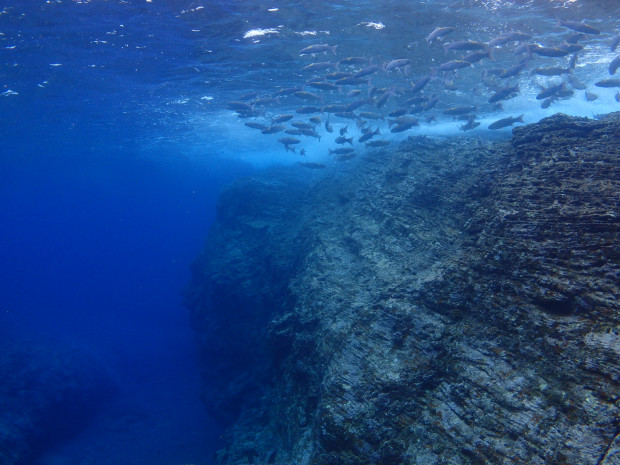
[{"xmin": 185, "ymin": 113, "xmax": 620, "ymax": 465}]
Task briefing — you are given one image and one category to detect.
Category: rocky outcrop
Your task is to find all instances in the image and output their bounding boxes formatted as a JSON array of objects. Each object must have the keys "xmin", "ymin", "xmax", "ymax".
[
  {"xmin": 0, "ymin": 336, "xmax": 116, "ymax": 465},
  {"xmin": 186, "ymin": 113, "xmax": 620, "ymax": 465}
]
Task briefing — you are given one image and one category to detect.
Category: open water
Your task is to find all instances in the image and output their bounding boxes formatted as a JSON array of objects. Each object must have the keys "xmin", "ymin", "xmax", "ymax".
[{"xmin": 0, "ymin": 0, "xmax": 619, "ymax": 464}]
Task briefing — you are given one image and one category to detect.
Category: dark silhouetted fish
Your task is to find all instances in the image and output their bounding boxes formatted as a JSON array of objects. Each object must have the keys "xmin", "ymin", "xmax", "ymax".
[
  {"xmin": 533, "ymin": 67, "xmax": 572, "ymax": 76},
  {"xmin": 384, "ymin": 59, "xmax": 411, "ymax": 71},
  {"xmin": 245, "ymin": 122, "xmax": 268, "ymax": 130},
  {"xmin": 359, "ymin": 127, "xmax": 380, "ymax": 143},
  {"xmin": 436, "ymin": 60, "xmax": 471, "ymax": 72},
  {"xmin": 302, "ymin": 62, "xmax": 337, "ymax": 71},
  {"xmin": 339, "ymin": 57, "xmax": 369, "ymax": 66},
  {"xmin": 365, "ymin": 140, "xmax": 390, "ymax": 147},
  {"xmin": 595, "ymin": 78, "xmax": 620, "ymax": 88},
  {"xmin": 612, "ymin": 36, "xmax": 620, "ymax": 52},
  {"xmin": 443, "ymin": 105, "xmax": 477, "ymax": 116},
  {"xmin": 296, "ymin": 106, "xmax": 322, "ymax": 114},
  {"xmin": 557, "ymin": 20, "xmax": 600, "ymax": 35},
  {"xmin": 558, "ymin": 42, "xmax": 583, "ymax": 53},
  {"xmin": 410, "ymin": 75, "xmax": 433, "ymax": 92},
  {"xmin": 328, "ymin": 147, "xmax": 354, "ymax": 155},
  {"xmin": 271, "ymin": 114, "xmax": 294, "ymax": 124},
  {"xmin": 355, "ymin": 65, "xmax": 382, "ymax": 78},
  {"xmin": 584, "ymin": 91, "xmax": 598, "ymax": 101},
  {"xmin": 262, "ymin": 125, "xmax": 285, "ymax": 134},
  {"xmin": 444, "ymin": 40, "xmax": 486, "ymax": 52},
  {"xmin": 426, "ymin": 27, "xmax": 455, "ymax": 44},
  {"xmin": 532, "ymin": 46, "xmax": 571, "ymax": 57},
  {"xmin": 609, "ymin": 56, "xmax": 620, "ymax": 75},
  {"xmin": 292, "ymin": 122, "xmax": 314, "ymax": 130},
  {"xmin": 488, "ymin": 84, "xmax": 519, "ymax": 103},
  {"xmin": 488, "ymin": 115, "xmax": 524, "ymax": 129},
  {"xmin": 294, "ymin": 91, "xmax": 322, "ymax": 101},
  {"xmin": 299, "ymin": 162, "xmax": 325, "ymax": 169},
  {"xmin": 536, "ymin": 82, "xmax": 565, "ymax": 100},
  {"xmin": 335, "ymin": 136, "xmax": 353, "ymax": 146},
  {"xmin": 307, "ymin": 81, "xmax": 338, "ymax": 91},
  {"xmin": 325, "ymin": 119, "xmax": 334, "ymax": 133},
  {"xmin": 359, "ymin": 111, "xmax": 383, "ymax": 120},
  {"xmin": 322, "ymin": 104, "xmax": 348, "ymax": 113},
  {"xmin": 300, "ymin": 44, "xmax": 338, "ymax": 56},
  {"xmin": 339, "ymin": 125, "xmax": 348, "ymax": 135},
  {"xmin": 309, "ymin": 116, "xmax": 321, "ymax": 124}
]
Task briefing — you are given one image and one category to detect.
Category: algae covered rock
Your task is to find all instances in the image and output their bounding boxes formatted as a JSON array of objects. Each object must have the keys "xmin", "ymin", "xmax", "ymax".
[{"xmin": 187, "ymin": 114, "xmax": 620, "ymax": 465}]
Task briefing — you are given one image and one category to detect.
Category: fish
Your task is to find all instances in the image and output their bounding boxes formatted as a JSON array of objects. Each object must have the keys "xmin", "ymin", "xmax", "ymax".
[
  {"xmin": 285, "ymin": 129, "xmax": 302, "ymax": 135},
  {"xmin": 384, "ymin": 59, "xmax": 411, "ymax": 71},
  {"xmin": 339, "ymin": 57, "xmax": 369, "ymax": 66},
  {"xmin": 609, "ymin": 56, "xmax": 620, "ymax": 75},
  {"xmin": 568, "ymin": 75, "xmax": 587, "ymax": 90},
  {"xmin": 354, "ymin": 65, "xmax": 382, "ymax": 78},
  {"xmin": 261, "ymin": 125, "xmax": 286, "ymax": 134},
  {"xmin": 273, "ymin": 86, "xmax": 303, "ymax": 96},
  {"xmin": 335, "ymin": 136, "xmax": 353, "ymax": 146},
  {"xmin": 358, "ymin": 127, "xmax": 380, "ymax": 143},
  {"xmin": 365, "ymin": 140, "xmax": 391, "ymax": 148},
  {"xmin": 307, "ymin": 81, "xmax": 338, "ymax": 91},
  {"xmin": 346, "ymin": 99, "xmax": 371, "ymax": 112},
  {"xmin": 488, "ymin": 35, "xmax": 514, "ymax": 47},
  {"xmin": 300, "ymin": 44, "xmax": 338, "ymax": 56},
  {"xmin": 422, "ymin": 97, "xmax": 439, "ymax": 111},
  {"xmin": 557, "ymin": 20, "xmax": 600, "ymax": 35},
  {"xmin": 299, "ymin": 128, "xmax": 321, "ymax": 140},
  {"xmin": 460, "ymin": 120, "xmax": 480, "ymax": 131},
  {"xmin": 299, "ymin": 162, "xmax": 326, "ymax": 169},
  {"xmin": 443, "ymin": 105, "xmax": 477, "ymax": 116},
  {"xmin": 425, "ymin": 27, "xmax": 455, "ymax": 44},
  {"xmin": 536, "ymin": 82, "xmax": 565, "ymax": 100},
  {"xmin": 436, "ymin": 60, "xmax": 471, "ymax": 72},
  {"xmin": 292, "ymin": 122, "xmax": 314, "ymax": 130},
  {"xmin": 391, "ymin": 121, "xmax": 419, "ymax": 133},
  {"xmin": 612, "ymin": 36, "xmax": 620, "ymax": 52},
  {"xmin": 616, "ymin": 91, "xmax": 620, "ymax": 102},
  {"xmin": 336, "ymin": 76, "xmax": 369, "ymax": 86},
  {"xmin": 532, "ymin": 67, "xmax": 572, "ymax": 76},
  {"xmin": 488, "ymin": 115, "xmax": 524, "ymax": 129},
  {"xmin": 302, "ymin": 62, "xmax": 337, "ymax": 71},
  {"xmin": 325, "ymin": 119, "xmax": 334, "ymax": 133},
  {"xmin": 328, "ymin": 147, "xmax": 355, "ymax": 155},
  {"xmin": 299, "ymin": 148, "xmax": 306, "ymax": 156},
  {"xmin": 388, "ymin": 108, "xmax": 408, "ymax": 117},
  {"xmin": 443, "ymin": 40, "xmax": 487, "ymax": 52},
  {"xmin": 375, "ymin": 91, "xmax": 391, "ymax": 108},
  {"xmin": 410, "ymin": 75, "xmax": 433, "ymax": 93},
  {"xmin": 503, "ymin": 31, "xmax": 532, "ymax": 42},
  {"xmin": 227, "ymin": 101, "xmax": 254, "ymax": 111},
  {"xmin": 278, "ymin": 137, "xmax": 301, "ymax": 145},
  {"xmin": 532, "ymin": 46, "xmax": 571, "ymax": 57},
  {"xmin": 245, "ymin": 122, "xmax": 268, "ymax": 130},
  {"xmin": 271, "ymin": 114, "xmax": 294, "ymax": 124},
  {"xmin": 294, "ymin": 91, "xmax": 322, "ymax": 101},
  {"xmin": 309, "ymin": 116, "xmax": 321, "ymax": 124},
  {"xmin": 339, "ymin": 125, "xmax": 348, "ymax": 135},
  {"xmin": 595, "ymin": 78, "xmax": 620, "ymax": 88},
  {"xmin": 558, "ymin": 42, "xmax": 583, "ymax": 53},
  {"xmin": 462, "ymin": 50, "xmax": 492, "ymax": 64},
  {"xmin": 584, "ymin": 91, "xmax": 598, "ymax": 101},
  {"xmin": 296, "ymin": 106, "xmax": 322, "ymax": 114},
  {"xmin": 325, "ymin": 72, "xmax": 354, "ymax": 81},
  {"xmin": 359, "ymin": 111, "xmax": 384, "ymax": 120},
  {"xmin": 488, "ymin": 84, "xmax": 519, "ymax": 103},
  {"xmin": 335, "ymin": 153, "xmax": 356, "ymax": 161},
  {"xmin": 568, "ymin": 53, "xmax": 578, "ymax": 70},
  {"xmin": 322, "ymin": 104, "xmax": 348, "ymax": 113}
]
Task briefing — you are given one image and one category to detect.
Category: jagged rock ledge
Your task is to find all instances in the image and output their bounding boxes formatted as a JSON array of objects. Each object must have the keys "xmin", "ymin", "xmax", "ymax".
[{"xmin": 185, "ymin": 113, "xmax": 620, "ymax": 465}]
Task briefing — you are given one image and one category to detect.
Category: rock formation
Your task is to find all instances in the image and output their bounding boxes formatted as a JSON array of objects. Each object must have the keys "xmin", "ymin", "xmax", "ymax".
[{"xmin": 185, "ymin": 113, "xmax": 620, "ymax": 465}]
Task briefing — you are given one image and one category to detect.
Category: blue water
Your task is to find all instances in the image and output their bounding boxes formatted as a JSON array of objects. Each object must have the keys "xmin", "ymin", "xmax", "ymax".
[{"xmin": 1, "ymin": 0, "xmax": 619, "ymax": 463}]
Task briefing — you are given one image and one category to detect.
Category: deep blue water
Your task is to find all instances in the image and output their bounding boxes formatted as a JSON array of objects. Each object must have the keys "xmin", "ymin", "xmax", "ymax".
[{"xmin": 1, "ymin": 0, "xmax": 619, "ymax": 463}]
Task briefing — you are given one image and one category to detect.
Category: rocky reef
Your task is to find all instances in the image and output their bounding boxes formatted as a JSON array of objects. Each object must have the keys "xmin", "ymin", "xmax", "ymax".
[
  {"xmin": 185, "ymin": 113, "xmax": 620, "ymax": 465},
  {"xmin": 0, "ymin": 335, "xmax": 115, "ymax": 465}
]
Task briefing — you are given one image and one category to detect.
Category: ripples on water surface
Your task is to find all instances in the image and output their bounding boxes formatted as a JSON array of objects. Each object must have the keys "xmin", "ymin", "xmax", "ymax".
[{"xmin": 1, "ymin": 0, "xmax": 619, "ymax": 160}]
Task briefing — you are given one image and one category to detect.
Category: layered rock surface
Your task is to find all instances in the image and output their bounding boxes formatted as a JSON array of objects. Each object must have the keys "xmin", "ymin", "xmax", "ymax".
[{"xmin": 185, "ymin": 114, "xmax": 620, "ymax": 465}]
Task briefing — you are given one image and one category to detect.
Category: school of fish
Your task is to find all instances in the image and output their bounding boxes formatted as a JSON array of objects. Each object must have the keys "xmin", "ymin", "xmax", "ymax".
[{"xmin": 226, "ymin": 19, "xmax": 620, "ymax": 165}]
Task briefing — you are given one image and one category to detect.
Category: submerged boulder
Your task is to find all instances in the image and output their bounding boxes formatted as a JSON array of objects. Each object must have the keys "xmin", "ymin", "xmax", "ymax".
[{"xmin": 186, "ymin": 113, "xmax": 620, "ymax": 465}]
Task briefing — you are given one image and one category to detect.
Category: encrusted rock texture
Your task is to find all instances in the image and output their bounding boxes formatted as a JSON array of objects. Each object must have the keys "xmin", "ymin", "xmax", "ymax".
[{"xmin": 185, "ymin": 113, "xmax": 620, "ymax": 465}]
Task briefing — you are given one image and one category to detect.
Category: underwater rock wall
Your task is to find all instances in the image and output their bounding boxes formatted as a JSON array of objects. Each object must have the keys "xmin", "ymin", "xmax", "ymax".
[{"xmin": 186, "ymin": 114, "xmax": 620, "ymax": 465}]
